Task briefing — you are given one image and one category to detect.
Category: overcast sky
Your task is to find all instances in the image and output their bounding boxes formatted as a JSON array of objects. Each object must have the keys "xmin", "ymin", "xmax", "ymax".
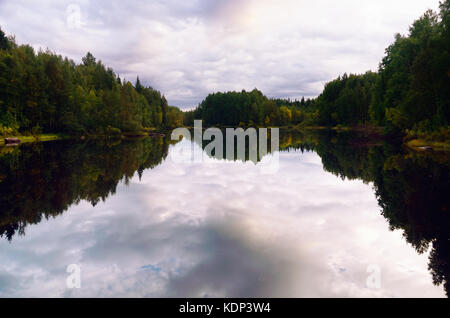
[{"xmin": 0, "ymin": 0, "xmax": 442, "ymax": 108}]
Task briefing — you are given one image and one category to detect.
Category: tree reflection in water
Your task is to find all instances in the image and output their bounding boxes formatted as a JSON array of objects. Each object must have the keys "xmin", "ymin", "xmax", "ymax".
[{"xmin": 0, "ymin": 130, "xmax": 448, "ymax": 296}]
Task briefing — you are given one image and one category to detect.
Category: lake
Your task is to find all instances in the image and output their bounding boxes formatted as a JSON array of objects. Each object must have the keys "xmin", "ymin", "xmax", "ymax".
[{"xmin": 0, "ymin": 130, "xmax": 448, "ymax": 298}]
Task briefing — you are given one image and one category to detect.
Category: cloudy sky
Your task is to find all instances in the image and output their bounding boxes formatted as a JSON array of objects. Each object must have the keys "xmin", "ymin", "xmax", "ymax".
[{"xmin": 0, "ymin": 0, "xmax": 442, "ymax": 108}]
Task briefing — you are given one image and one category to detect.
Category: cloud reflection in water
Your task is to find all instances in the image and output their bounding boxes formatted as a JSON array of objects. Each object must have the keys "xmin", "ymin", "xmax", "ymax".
[{"xmin": 0, "ymin": 141, "xmax": 445, "ymax": 298}]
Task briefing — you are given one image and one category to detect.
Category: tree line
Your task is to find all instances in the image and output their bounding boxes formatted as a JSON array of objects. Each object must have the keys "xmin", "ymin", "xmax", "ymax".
[
  {"xmin": 1, "ymin": 1, "xmax": 449, "ymax": 139},
  {"xmin": 0, "ymin": 29, "xmax": 185, "ymax": 136},
  {"xmin": 183, "ymin": 89, "xmax": 317, "ymax": 127},
  {"xmin": 186, "ymin": 1, "xmax": 450, "ymax": 140}
]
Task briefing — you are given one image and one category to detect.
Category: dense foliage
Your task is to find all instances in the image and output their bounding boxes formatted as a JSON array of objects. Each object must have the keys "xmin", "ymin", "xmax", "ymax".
[
  {"xmin": 315, "ymin": 72, "xmax": 378, "ymax": 126},
  {"xmin": 166, "ymin": 106, "xmax": 184, "ymax": 129},
  {"xmin": 0, "ymin": 33, "xmax": 171, "ymax": 135},
  {"xmin": 185, "ymin": 89, "xmax": 316, "ymax": 127}
]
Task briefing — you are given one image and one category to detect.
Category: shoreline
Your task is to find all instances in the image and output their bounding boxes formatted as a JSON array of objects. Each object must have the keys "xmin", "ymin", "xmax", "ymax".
[
  {"xmin": 0, "ymin": 134, "xmax": 65, "ymax": 146},
  {"xmin": 406, "ymin": 139, "xmax": 450, "ymax": 152},
  {"xmin": 2, "ymin": 127, "xmax": 449, "ymax": 153},
  {"xmin": 0, "ymin": 130, "xmax": 167, "ymax": 147}
]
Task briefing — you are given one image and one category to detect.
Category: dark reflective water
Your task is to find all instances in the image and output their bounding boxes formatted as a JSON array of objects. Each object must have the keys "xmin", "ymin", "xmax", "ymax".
[{"xmin": 0, "ymin": 131, "xmax": 448, "ymax": 297}]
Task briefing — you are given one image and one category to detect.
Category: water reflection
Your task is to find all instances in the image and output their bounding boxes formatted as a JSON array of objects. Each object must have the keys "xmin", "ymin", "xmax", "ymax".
[
  {"xmin": 0, "ymin": 137, "xmax": 171, "ymax": 241},
  {"xmin": 0, "ymin": 131, "xmax": 448, "ymax": 297}
]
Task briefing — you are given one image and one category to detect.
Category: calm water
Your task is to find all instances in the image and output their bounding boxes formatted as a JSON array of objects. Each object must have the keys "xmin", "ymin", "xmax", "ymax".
[{"xmin": 0, "ymin": 130, "xmax": 448, "ymax": 298}]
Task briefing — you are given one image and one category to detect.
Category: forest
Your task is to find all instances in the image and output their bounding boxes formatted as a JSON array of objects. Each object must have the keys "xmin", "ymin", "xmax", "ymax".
[
  {"xmin": 0, "ymin": 29, "xmax": 184, "ymax": 137},
  {"xmin": 186, "ymin": 1, "xmax": 450, "ymax": 145},
  {"xmin": 1, "ymin": 1, "xmax": 449, "ymax": 145}
]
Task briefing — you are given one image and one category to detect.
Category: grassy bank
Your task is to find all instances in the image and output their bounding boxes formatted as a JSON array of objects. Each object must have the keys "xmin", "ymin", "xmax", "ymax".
[
  {"xmin": 80, "ymin": 128, "xmax": 165, "ymax": 139},
  {"xmin": 406, "ymin": 139, "xmax": 450, "ymax": 152},
  {"xmin": 292, "ymin": 124, "xmax": 384, "ymax": 134},
  {"xmin": 0, "ymin": 127, "xmax": 167, "ymax": 147},
  {"xmin": 0, "ymin": 134, "xmax": 65, "ymax": 146},
  {"xmin": 404, "ymin": 128, "xmax": 450, "ymax": 152}
]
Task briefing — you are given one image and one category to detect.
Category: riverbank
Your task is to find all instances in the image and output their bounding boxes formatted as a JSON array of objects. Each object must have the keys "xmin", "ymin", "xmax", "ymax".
[
  {"xmin": 406, "ymin": 139, "xmax": 450, "ymax": 152},
  {"xmin": 0, "ymin": 129, "xmax": 167, "ymax": 147},
  {"xmin": 0, "ymin": 134, "xmax": 66, "ymax": 146},
  {"xmin": 2, "ymin": 127, "xmax": 449, "ymax": 154},
  {"xmin": 293, "ymin": 124, "xmax": 384, "ymax": 135},
  {"xmin": 296, "ymin": 125, "xmax": 450, "ymax": 152}
]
